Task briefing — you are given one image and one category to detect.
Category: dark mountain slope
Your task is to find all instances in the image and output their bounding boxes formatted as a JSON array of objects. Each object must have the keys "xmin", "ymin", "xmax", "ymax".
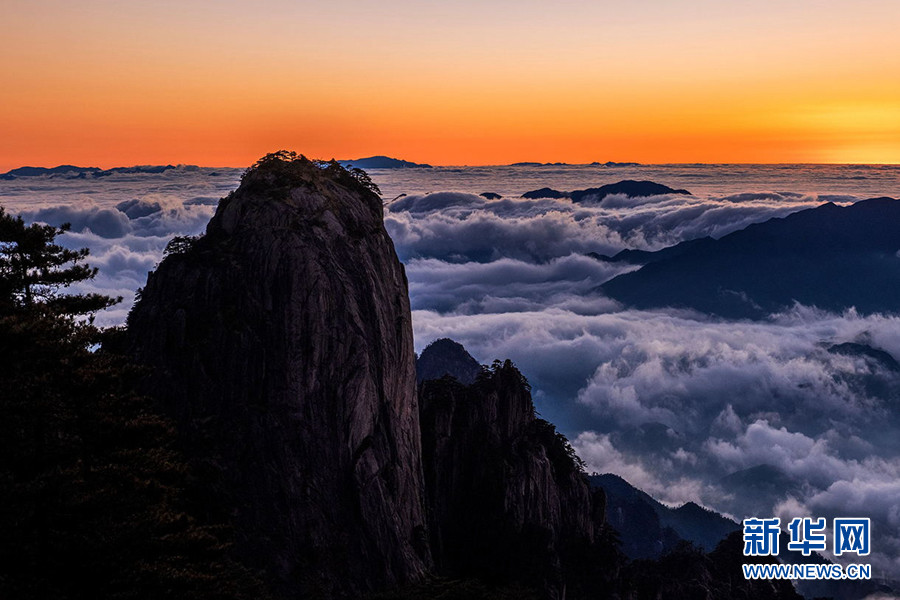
[
  {"xmin": 602, "ymin": 197, "xmax": 900, "ymax": 318},
  {"xmin": 588, "ymin": 236, "xmax": 716, "ymax": 265},
  {"xmin": 590, "ymin": 474, "xmax": 738, "ymax": 558}
]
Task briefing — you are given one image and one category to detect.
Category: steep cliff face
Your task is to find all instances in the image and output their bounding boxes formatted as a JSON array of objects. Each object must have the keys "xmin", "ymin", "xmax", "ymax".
[
  {"xmin": 127, "ymin": 154, "xmax": 429, "ymax": 597},
  {"xmin": 418, "ymin": 357, "xmax": 608, "ymax": 599}
]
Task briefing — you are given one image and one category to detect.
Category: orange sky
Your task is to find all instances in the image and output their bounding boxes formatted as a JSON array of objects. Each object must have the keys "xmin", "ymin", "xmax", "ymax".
[{"xmin": 2, "ymin": 0, "xmax": 900, "ymax": 170}]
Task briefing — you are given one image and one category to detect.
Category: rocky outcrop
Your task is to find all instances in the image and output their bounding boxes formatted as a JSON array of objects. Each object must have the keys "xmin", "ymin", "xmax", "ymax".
[
  {"xmin": 418, "ymin": 359, "xmax": 608, "ymax": 599},
  {"xmin": 127, "ymin": 154, "xmax": 430, "ymax": 597}
]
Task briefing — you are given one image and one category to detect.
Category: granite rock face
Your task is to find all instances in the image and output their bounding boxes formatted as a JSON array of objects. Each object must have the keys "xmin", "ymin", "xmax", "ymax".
[{"xmin": 127, "ymin": 156, "xmax": 430, "ymax": 597}]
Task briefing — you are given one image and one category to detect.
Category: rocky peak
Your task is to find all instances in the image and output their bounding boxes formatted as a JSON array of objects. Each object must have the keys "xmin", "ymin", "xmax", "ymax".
[
  {"xmin": 418, "ymin": 357, "xmax": 603, "ymax": 599},
  {"xmin": 416, "ymin": 337, "xmax": 483, "ymax": 385},
  {"xmin": 209, "ymin": 152, "xmax": 384, "ymax": 239},
  {"xmin": 127, "ymin": 152, "xmax": 429, "ymax": 597}
]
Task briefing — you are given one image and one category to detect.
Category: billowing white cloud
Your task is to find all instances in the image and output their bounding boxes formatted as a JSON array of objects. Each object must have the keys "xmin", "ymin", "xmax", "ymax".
[
  {"xmin": 385, "ymin": 189, "xmax": 832, "ymax": 263},
  {"xmin": 406, "ymin": 253, "xmax": 632, "ymax": 314}
]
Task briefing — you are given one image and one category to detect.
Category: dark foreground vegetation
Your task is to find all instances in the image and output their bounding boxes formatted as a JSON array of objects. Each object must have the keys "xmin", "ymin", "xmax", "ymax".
[{"xmin": 0, "ymin": 207, "xmax": 269, "ymax": 599}]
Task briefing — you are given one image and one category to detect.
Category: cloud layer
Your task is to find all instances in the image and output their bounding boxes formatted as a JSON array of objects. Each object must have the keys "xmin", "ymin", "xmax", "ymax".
[{"xmin": 386, "ymin": 189, "xmax": 836, "ymax": 263}]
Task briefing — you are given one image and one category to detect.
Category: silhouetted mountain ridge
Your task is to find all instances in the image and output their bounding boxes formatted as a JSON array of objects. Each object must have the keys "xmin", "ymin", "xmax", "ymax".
[
  {"xmin": 521, "ymin": 180, "xmax": 691, "ymax": 201},
  {"xmin": 588, "ymin": 236, "xmax": 715, "ymax": 264},
  {"xmin": 590, "ymin": 474, "xmax": 739, "ymax": 558},
  {"xmin": 1, "ymin": 164, "xmax": 197, "ymax": 179},
  {"xmin": 602, "ymin": 196, "xmax": 900, "ymax": 318},
  {"xmin": 569, "ymin": 180, "xmax": 691, "ymax": 203},
  {"xmin": 521, "ymin": 187, "xmax": 569, "ymax": 199}
]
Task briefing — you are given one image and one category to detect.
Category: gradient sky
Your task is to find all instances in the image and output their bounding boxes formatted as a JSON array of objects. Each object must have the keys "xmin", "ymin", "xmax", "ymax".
[{"xmin": 3, "ymin": 0, "xmax": 900, "ymax": 169}]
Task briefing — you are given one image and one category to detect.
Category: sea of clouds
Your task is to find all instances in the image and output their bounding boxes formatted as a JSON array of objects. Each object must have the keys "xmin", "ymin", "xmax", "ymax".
[{"xmin": 2, "ymin": 164, "xmax": 899, "ymax": 577}]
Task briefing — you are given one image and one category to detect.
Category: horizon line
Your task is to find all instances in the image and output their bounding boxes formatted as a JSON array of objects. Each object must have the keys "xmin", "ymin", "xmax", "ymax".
[{"xmin": 3, "ymin": 160, "xmax": 900, "ymax": 173}]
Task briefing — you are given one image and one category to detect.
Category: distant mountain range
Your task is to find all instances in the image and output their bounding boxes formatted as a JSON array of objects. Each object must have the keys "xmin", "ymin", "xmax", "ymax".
[
  {"xmin": 0, "ymin": 164, "xmax": 199, "ymax": 179},
  {"xmin": 2, "ymin": 165, "xmax": 100, "ymax": 178},
  {"xmin": 2, "ymin": 158, "xmax": 645, "ymax": 175},
  {"xmin": 1, "ymin": 157, "xmax": 434, "ymax": 179},
  {"xmin": 338, "ymin": 155, "xmax": 432, "ymax": 169},
  {"xmin": 600, "ymin": 196, "xmax": 900, "ymax": 318},
  {"xmin": 510, "ymin": 161, "xmax": 641, "ymax": 167}
]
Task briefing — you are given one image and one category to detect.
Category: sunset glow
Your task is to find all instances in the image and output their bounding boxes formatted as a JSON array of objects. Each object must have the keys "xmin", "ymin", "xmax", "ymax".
[{"xmin": 3, "ymin": 0, "xmax": 900, "ymax": 169}]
